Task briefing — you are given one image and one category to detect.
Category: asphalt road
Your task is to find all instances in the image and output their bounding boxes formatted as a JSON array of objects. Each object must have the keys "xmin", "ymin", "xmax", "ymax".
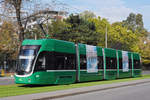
[
  {"xmin": 53, "ymin": 82, "xmax": 150, "ymax": 100},
  {"xmin": 0, "ymin": 77, "xmax": 14, "ymax": 85},
  {"xmin": 142, "ymin": 70, "xmax": 150, "ymax": 75}
]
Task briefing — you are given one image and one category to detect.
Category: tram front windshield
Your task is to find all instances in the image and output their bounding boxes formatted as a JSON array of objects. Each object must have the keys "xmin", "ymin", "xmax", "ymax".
[{"xmin": 16, "ymin": 45, "xmax": 40, "ymax": 75}]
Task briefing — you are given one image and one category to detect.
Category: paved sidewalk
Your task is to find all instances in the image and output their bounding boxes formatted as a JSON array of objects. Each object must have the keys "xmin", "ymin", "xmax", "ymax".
[
  {"xmin": 1, "ymin": 78, "xmax": 150, "ymax": 100},
  {"xmin": 0, "ymin": 77, "xmax": 13, "ymax": 80}
]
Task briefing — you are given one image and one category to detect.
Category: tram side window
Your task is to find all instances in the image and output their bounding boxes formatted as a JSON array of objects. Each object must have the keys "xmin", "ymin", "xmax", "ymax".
[
  {"xmin": 35, "ymin": 52, "xmax": 47, "ymax": 71},
  {"xmin": 66, "ymin": 55, "xmax": 76, "ymax": 69},
  {"xmin": 46, "ymin": 52, "xmax": 56, "ymax": 70},
  {"xmin": 55, "ymin": 52, "xmax": 76, "ymax": 70},
  {"xmin": 55, "ymin": 55, "xmax": 65, "ymax": 70},
  {"xmin": 106, "ymin": 57, "xmax": 117, "ymax": 69},
  {"xmin": 120, "ymin": 58, "xmax": 131, "ymax": 69},
  {"xmin": 134, "ymin": 60, "xmax": 141, "ymax": 69},
  {"xmin": 112, "ymin": 58, "xmax": 117, "ymax": 69},
  {"xmin": 98, "ymin": 56, "xmax": 103, "ymax": 69},
  {"xmin": 119, "ymin": 58, "xmax": 122, "ymax": 69},
  {"xmin": 106, "ymin": 57, "xmax": 110, "ymax": 69},
  {"xmin": 80, "ymin": 55, "xmax": 87, "ymax": 69},
  {"xmin": 129, "ymin": 59, "xmax": 132, "ymax": 69},
  {"xmin": 35, "ymin": 52, "xmax": 76, "ymax": 71}
]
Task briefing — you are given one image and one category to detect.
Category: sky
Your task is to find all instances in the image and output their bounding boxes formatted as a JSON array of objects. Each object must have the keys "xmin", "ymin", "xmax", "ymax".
[{"xmin": 44, "ymin": 0, "xmax": 150, "ymax": 31}]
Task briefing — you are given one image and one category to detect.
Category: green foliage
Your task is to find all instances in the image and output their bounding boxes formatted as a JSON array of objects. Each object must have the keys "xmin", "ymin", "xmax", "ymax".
[
  {"xmin": 0, "ymin": 21, "xmax": 19, "ymax": 59},
  {"xmin": 110, "ymin": 23, "xmax": 139, "ymax": 51},
  {"xmin": 122, "ymin": 12, "xmax": 148, "ymax": 36},
  {"xmin": 52, "ymin": 14, "xmax": 99, "ymax": 45},
  {"xmin": 0, "ymin": 21, "xmax": 19, "ymax": 69},
  {"xmin": 121, "ymin": 13, "xmax": 150, "ymax": 65},
  {"xmin": 137, "ymin": 37, "xmax": 150, "ymax": 65},
  {"xmin": 88, "ymin": 17, "xmax": 110, "ymax": 47},
  {"xmin": 136, "ymin": 14, "xmax": 144, "ymax": 28}
]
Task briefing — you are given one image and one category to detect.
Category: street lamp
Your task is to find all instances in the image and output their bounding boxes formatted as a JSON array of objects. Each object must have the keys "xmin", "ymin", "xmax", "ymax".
[{"xmin": 105, "ymin": 25, "xmax": 107, "ymax": 48}]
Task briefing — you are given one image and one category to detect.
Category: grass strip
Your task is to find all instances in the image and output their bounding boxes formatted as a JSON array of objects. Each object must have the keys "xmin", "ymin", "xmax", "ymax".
[{"xmin": 0, "ymin": 74, "xmax": 150, "ymax": 98}]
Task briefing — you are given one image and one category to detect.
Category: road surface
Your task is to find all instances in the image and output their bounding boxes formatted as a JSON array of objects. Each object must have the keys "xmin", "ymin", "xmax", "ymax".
[
  {"xmin": 142, "ymin": 70, "xmax": 150, "ymax": 75},
  {"xmin": 53, "ymin": 82, "xmax": 150, "ymax": 100},
  {"xmin": 0, "ymin": 77, "xmax": 14, "ymax": 85}
]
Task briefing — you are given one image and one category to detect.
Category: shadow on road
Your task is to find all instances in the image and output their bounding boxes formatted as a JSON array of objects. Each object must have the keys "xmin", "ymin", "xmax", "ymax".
[{"xmin": 19, "ymin": 84, "xmax": 62, "ymax": 88}]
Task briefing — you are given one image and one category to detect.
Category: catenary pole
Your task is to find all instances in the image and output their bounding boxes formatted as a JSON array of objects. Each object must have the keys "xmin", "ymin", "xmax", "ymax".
[{"xmin": 105, "ymin": 25, "xmax": 107, "ymax": 48}]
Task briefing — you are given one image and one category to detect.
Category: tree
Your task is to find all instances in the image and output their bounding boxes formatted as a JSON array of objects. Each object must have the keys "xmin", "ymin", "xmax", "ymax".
[
  {"xmin": 0, "ymin": 0, "xmax": 29, "ymax": 42},
  {"xmin": 88, "ymin": 16, "xmax": 110, "ymax": 47},
  {"xmin": 122, "ymin": 13, "xmax": 136, "ymax": 32},
  {"xmin": 0, "ymin": 0, "xmax": 61, "ymax": 42},
  {"xmin": 50, "ymin": 18, "xmax": 69, "ymax": 38},
  {"xmin": 136, "ymin": 14, "xmax": 144, "ymax": 28},
  {"xmin": 0, "ymin": 21, "xmax": 18, "ymax": 54},
  {"xmin": 122, "ymin": 13, "xmax": 147, "ymax": 36},
  {"xmin": 0, "ymin": 21, "xmax": 19, "ymax": 70},
  {"xmin": 110, "ymin": 23, "xmax": 139, "ymax": 51},
  {"xmin": 119, "ymin": 13, "xmax": 150, "ymax": 66},
  {"xmin": 52, "ymin": 14, "xmax": 99, "ymax": 45},
  {"xmin": 137, "ymin": 37, "xmax": 150, "ymax": 67}
]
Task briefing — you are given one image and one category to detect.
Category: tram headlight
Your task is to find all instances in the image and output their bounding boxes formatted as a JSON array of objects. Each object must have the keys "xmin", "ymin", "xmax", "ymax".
[
  {"xmin": 36, "ymin": 75, "xmax": 40, "ymax": 78},
  {"xmin": 19, "ymin": 78, "xmax": 22, "ymax": 81},
  {"xmin": 28, "ymin": 79, "xmax": 31, "ymax": 82}
]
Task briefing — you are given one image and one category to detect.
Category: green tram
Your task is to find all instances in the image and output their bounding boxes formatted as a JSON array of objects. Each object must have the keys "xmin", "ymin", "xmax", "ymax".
[{"xmin": 15, "ymin": 39, "xmax": 141, "ymax": 85}]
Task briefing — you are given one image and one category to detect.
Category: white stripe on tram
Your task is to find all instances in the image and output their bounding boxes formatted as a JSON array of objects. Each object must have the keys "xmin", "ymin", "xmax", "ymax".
[{"xmin": 46, "ymin": 70, "xmax": 76, "ymax": 72}]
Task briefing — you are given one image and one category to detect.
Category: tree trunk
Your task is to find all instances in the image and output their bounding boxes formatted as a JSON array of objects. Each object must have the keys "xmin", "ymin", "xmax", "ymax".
[{"xmin": 14, "ymin": 0, "xmax": 24, "ymax": 42}]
